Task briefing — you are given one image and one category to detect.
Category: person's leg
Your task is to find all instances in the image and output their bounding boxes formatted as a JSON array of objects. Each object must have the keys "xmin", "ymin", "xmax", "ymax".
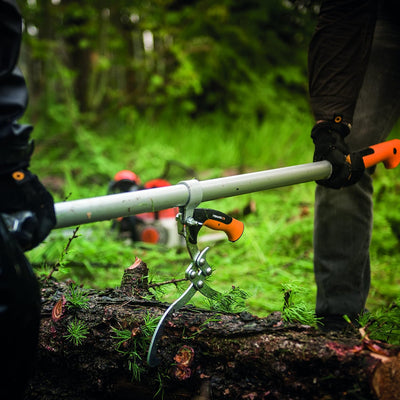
[
  {"xmin": 314, "ymin": 19, "xmax": 400, "ymax": 327},
  {"xmin": 314, "ymin": 173, "xmax": 373, "ymax": 324}
]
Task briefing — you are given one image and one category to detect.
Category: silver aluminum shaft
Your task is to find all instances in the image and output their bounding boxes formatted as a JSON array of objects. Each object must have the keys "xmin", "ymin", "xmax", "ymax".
[{"xmin": 55, "ymin": 160, "xmax": 331, "ymax": 229}]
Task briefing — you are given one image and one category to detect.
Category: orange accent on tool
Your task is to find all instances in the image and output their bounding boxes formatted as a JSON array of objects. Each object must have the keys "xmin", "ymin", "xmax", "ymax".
[
  {"xmin": 12, "ymin": 171, "xmax": 25, "ymax": 181},
  {"xmin": 203, "ymin": 217, "xmax": 244, "ymax": 242},
  {"xmin": 361, "ymin": 139, "xmax": 400, "ymax": 169}
]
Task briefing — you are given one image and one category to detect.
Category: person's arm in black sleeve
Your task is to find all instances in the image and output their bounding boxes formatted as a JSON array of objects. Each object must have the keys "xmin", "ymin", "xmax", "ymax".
[
  {"xmin": 308, "ymin": 0, "xmax": 378, "ymax": 188},
  {"xmin": 309, "ymin": 0, "xmax": 378, "ymax": 124},
  {"xmin": 0, "ymin": 2, "xmax": 56, "ymax": 398},
  {"xmin": 0, "ymin": 0, "xmax": 56, "ymax": 249}
]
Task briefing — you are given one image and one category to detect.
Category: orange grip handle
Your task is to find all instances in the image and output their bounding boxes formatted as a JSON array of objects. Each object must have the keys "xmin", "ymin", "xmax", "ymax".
[
  {"xmin": 191, "ymin": 208, "xmax": 244, "ymax": 243},
  {"xmin": 361, "ymin": 139, "xmax": 400, "ymax": 169},
  {"xmin": 203, "ymin": 217, "xmax": 244, "ymax": 242}
]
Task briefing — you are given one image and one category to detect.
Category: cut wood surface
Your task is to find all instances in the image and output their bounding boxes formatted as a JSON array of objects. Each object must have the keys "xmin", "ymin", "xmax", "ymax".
[{"xmin": 26, "ymin": 259, "xmax": 400, "ymax": 400}]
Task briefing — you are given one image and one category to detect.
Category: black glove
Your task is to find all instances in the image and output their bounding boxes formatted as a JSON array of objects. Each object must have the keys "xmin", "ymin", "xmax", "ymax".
[
  {"xmin": 0, "ymin": 169, "xmax": 56, "ymax": 250},
  {"xmin": 311, "ymin": 115, "xmax": 365, "ymax": 189}
]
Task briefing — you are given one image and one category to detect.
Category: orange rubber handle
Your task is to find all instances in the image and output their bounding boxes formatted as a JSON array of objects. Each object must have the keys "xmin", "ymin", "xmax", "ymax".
[
  {"xmin": 360, "ymin": 139, "xmax": 400, "ymax": 169},
  {"xmin": 203, "ymin": 217, "xmax": 244, "ymax": 242},
  {"xmin": 192, "ymin": 208, "xmax": 244, "ymax": 242}
]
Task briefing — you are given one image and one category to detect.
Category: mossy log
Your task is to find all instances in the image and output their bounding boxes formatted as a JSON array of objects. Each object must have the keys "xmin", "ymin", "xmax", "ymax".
[{"xmin": 27, "ymin": 258, "xmax": 400, "ymax": 400}]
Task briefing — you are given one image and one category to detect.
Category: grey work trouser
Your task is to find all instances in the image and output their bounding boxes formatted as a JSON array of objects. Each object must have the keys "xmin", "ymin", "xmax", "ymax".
[{"xmin": 314, "ymin": 19, "xmax": 400, "ymax": 319}]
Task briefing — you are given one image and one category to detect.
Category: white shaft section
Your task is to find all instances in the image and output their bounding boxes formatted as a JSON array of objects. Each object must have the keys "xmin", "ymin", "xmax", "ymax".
[{"xmin": 55, "ymin": 161, "xmax": 331, "ymax": 229}]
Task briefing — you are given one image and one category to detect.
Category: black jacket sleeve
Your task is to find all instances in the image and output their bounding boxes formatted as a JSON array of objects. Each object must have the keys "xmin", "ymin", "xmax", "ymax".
[
  {"xmin": 0, "ymin": 0, "xmax": 33, "ymax": 172},
  {"xmin": 308, "ymin": 0, "xmax": 378, "ymax": 124}
]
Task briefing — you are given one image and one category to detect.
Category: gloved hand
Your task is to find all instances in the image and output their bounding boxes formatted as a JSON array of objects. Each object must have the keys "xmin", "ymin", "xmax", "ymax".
[
  {"xmin": 311, "ymin": 115, "xmax": 365, "ymax": 189},
  {"xmin": 0, "ymin": 169, "xmax": 56, "ymax": 250}
]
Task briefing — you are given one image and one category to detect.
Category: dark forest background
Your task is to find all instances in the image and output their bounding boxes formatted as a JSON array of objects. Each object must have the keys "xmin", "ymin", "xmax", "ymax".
[{"xmin": 19, "ymin": 0, "xmax": 319, "ymax": 127}]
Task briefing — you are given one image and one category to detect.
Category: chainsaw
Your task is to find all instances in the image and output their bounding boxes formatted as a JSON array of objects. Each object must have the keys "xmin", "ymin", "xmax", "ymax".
[
  {"xmin": 108, "ymin": 170, "xmax": 183, "ymax": 247},
  {"xmin": 3, "ymin": 139, "xmax": 400, "ymax": 367}
]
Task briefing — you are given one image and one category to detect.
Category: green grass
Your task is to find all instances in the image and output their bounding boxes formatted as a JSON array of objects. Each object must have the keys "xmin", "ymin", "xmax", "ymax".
[{"xmin": 28, "ymin": 113, "xmax": 400, "ymax": 326}]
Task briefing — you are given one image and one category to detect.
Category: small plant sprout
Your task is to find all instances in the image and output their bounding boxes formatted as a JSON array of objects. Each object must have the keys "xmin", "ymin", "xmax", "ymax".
[
  {"xmin": 358, "ymin": 299, "xmax": 400, "ymax": 345},
  {"xmin": 141, "ymin": 312, "xmax": 161, "ymax": 337},
  {"xmin": 205, "ymin": 286, "xmax": 249, "ymax": 313},
  {"xmin": 65, "ymin": 283, "xmax": 90, "ymax": 310},
  {"xmin": 281, "ymin": 283, "xmax": 319, "ymax": 327},
  {"xmin": 112, "ymin": 327, "xmax": 144, "ymax": 381},
  {"xmin": 64, "ymin": 319, "xmax": 89, "ymax": 346},
  {"xmin": 46, "ymin": 226, "xmax": 80, "ymax": 280},
  {"xmin": 154, "ymin": 371, "xmax": 170, "ymax": 399},
  {"xmin": 112, "ymin": 312, "xmax": 160, "ymax": 382}
]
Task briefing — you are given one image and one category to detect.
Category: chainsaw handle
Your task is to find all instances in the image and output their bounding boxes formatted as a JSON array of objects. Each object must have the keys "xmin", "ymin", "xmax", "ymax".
[
  {"xmin": 360, "ymin": 139, "xmax": 400, "ymax": 169},
  {"xmin": 192, "ymin": 208, "xmax": 244, "ymax": 242}
]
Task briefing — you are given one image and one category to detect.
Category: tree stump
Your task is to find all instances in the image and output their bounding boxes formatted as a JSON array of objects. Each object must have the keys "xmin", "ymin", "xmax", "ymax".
[{"xmin": 26, "ymin": 259, "xmax": 400, "ymax": 400}]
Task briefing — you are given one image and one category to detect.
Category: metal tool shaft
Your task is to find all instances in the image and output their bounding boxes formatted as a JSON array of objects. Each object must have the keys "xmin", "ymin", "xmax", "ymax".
[{"xmin": 55, "ymin": 161, "xmax": 331, "ymax": 229}]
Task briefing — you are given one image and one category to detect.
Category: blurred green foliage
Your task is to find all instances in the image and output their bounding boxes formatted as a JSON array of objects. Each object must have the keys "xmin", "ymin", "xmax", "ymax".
[{"xmin": 19, "ymin": 0, "xmax": 317, "ymax": 124}]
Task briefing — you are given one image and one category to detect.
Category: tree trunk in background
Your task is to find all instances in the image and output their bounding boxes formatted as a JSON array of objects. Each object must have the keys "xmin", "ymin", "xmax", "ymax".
[
  {"xmin": 27, "ymin": 259, "xmax": 400, "ymax": 400},
  {"xmin": 110, "ymin": 6, "xmax": 139, "ymax": 106},
  {"xmin": 61, "ymin": 0, "xmax": 93, "ymax": 113},
  {"xmin": 22, "ymin": 0, "xmax": 56, "ymax": 109}
]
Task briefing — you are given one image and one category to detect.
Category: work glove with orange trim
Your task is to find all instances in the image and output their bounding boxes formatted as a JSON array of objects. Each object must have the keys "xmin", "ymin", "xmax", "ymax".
[
  {"xmin": 0, "ymin": 133, "xmax": 56, "ymax": 250},
  {"xmin": 311, "ymin": 115, "xmax": 365, "ymax": 189}
]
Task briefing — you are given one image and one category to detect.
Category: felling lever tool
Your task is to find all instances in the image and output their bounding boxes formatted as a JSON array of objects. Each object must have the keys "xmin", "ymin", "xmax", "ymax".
[
  {"xmin": 4, "ymin": 139, "xmax": 400, "ymax": 365},
  {"xmin": 147, "ymin": 204, "xmax": 244, "ymax": 366}
]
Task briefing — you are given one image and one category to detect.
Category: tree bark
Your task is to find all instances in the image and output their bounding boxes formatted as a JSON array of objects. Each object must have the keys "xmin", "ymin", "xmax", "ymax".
[{"xmin": 27, "ymin": 258, "xmax": 400, "ymax": 400}]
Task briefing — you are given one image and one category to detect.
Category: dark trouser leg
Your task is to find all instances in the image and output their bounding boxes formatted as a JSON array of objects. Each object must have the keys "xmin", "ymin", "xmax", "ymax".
[
  {"xmin": 314, "ymin": 20, "xmax": 400, "ymax": 322},
  {"xmin": 314, "ymin": 174, "xmax": 373, "ymax": 320}
]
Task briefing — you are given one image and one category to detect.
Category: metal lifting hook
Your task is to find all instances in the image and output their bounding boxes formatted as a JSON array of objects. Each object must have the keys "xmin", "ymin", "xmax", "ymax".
[{"xmin": 146, "ymin": 180, "xmax": 244, "ymax": 367}]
